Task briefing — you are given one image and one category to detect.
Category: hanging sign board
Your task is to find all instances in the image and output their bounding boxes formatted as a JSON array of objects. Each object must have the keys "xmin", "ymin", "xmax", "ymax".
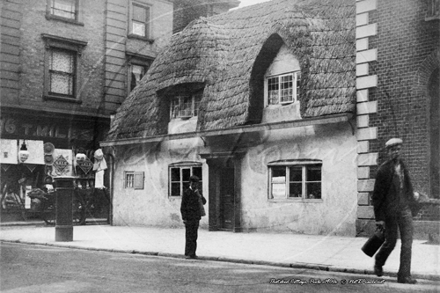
[
  {"xmin": 77, "ymin": 156, "xmax": 93, "ymax": 174},
  {"xmin": 0, "ymin": 139, "xmax": 18, "ymax": 164},
  {"xmin": 52, "ymin": 149, "xmax": 73, "ymax": 176},
  {"xmin": 18, "ymin": 139, "xmax": 45, "ymax": 165}
]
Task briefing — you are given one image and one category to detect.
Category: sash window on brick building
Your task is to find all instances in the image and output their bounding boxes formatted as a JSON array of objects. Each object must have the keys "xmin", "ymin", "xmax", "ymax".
[
  {"xmin": 131, "ymin": 3, "xmax": 150, "ymax": 38},
  {"xmin": 50, "ymin": 0, "xmax": 78, "ymax": 20},
  {"xmin": 49, "ymin": 49, "xmax": 75, "ymax": 96}
]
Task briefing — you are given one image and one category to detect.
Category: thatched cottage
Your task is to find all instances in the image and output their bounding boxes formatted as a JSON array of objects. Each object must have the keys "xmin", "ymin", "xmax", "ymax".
[{"xmin": 102, "ymin": 0, "xmax": 358, "ymax": 235}]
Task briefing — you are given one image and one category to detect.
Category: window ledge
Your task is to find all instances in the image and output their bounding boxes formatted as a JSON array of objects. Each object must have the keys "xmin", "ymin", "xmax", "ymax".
[
  {"xmin": 44, "ymin": 95, "xmax": 82, "ymax": 104},
  {"xmin": 425, "ymin": 15, "xmax": 440, "ymax": 21},
  {"xmin": 45, "ymin": 14, "xmax": 84, "ymax": 26},
  {"xmin": 169, "ymin": 196, "xmax": 182, "ymax": 200},
  {"xmin": 269, "ymin": 198, "xmax": 323, "ymax": 203},
  {"xmin": 266, "ymin": 101, "xmax": 299, "ymax": 108},
  {"xmin": 127, "ymin": 34, "xmax": 155, "ymax": 44}
]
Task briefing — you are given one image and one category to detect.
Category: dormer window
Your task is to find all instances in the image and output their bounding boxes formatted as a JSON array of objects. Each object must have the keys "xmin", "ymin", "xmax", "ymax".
[
  {"xmin": 263, "ymin": 44, "xmax": 301, "ymax": 107},
  {"xmin": 170, "ymin": 89, "xmax": 202, "ymax": 119},
  {"xmin": 266, "ymin": 72, "xmax": 300, "ymax": 105}
]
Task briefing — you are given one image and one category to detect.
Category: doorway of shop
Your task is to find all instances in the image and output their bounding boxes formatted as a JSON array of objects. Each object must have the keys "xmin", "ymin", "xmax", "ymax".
[{"xmin": 219, "ymin": 168, "xmax": 235, "ymax": 231}]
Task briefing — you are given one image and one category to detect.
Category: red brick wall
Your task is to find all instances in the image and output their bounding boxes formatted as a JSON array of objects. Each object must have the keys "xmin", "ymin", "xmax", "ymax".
[{"xmin": 367, "ymin": 0, "xmax": 439, "ymax": 198}]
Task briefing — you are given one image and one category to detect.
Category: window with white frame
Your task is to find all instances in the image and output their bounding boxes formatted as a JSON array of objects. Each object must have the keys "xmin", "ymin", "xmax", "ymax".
[
  {"xmin": 266, "ymin": 72, "xmax": 300, "ymax": 105},
  {"xmin": 170, "ymin": 90, "xmax": 202, "ymax": 119},
  {"xmin": 124, "ymin": 171, "xmax": 144, "ymax": 189},
  {"xmin": 268, "ymin": 161, "xmax": 322, "ymax": 200},
  {"xmin": 169, "ymin": 163, "xmax": 202, "ymax": 197},
  {"xmin": 130, "ymin": 2, "xmax": 151, "ymax": 38}
]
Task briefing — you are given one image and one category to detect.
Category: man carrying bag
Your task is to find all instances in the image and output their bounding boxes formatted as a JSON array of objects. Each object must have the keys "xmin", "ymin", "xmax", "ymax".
[{"xmin": 370, "ymin": 138, "xmax": 419, "ymax": 284}]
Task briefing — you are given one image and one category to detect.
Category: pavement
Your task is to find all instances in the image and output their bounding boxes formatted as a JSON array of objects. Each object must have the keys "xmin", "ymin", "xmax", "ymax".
[{"xmin": 1, "ymin": 222, "xmax": 439, "ymax": 281}]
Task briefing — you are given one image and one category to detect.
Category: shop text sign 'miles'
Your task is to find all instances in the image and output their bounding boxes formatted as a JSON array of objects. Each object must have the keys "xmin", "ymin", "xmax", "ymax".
[{"xmin": 0, "ymin": 116, "xmax": 93, "ymax": 141}]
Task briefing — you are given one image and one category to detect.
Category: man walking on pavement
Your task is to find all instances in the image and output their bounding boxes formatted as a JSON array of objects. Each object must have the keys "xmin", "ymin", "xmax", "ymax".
[
  {"xmin": 181, "ymin": 175, "xmax": 206, "ymax": 259},
  {"xmin": 372, "ymin": 138, "xmax": 418, "ymax": 284}
]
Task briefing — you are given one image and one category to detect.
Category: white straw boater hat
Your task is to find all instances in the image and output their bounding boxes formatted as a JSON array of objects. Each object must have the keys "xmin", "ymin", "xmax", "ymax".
[{"xmin": 385, "ymin": 138, "xmax": 403, "ymax": 148}]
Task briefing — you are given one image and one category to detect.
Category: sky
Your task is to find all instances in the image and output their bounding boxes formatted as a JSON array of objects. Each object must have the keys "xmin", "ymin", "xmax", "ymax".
[{"xmin": 235, "ymin": 0, "xmax": 271, "ymax": 9}]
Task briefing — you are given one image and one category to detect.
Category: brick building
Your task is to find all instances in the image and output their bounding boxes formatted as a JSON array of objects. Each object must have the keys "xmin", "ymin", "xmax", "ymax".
[
  {"xmin": 354, "ymin": 0, "xmax": 439, "ymax": 237},
  {"xmin": 172, "ymin": 0, "xmax": 239, "ymax": 33},
  {"xmin": 0, "ymin": 0, "xmax": 173, "ymax": 220}
]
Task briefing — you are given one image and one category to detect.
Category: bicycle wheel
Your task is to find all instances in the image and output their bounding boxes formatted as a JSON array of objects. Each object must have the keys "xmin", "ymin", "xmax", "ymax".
[{"xmin": 73, "ymin": 198, "xmax": 86, "ymax": 225}]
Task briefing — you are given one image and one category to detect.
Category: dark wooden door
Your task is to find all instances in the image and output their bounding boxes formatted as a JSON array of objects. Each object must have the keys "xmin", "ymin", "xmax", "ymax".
[{"xmin": 219, "ymin": 168, "xmax": 235, "ymax": 230}]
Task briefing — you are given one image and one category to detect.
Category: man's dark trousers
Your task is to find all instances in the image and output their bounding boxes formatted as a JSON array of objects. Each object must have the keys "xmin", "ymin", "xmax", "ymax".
[
  {"xmin": 375, "ymin": 206, "xmax": 413, "ymax": 278},
  {"xmin": 185, "ymin": 219, "xmax": 199, "ymax": 257}
]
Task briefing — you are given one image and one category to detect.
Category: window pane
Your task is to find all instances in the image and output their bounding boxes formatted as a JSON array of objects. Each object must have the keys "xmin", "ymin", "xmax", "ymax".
[
  {"xmin": 126, "ymin": 173, "xmax": 134, "ymax": 188},
  {"xmin": 268, "ymin": 77, "xmax": 279, "ymax": 105},
  {"xmin": 271, "ymin": 166, "xmax": 286, "ymax": 178},
  {"xmin": 289, "ymin": 166, "xmax": 302, "ymax": 181},
  {"xmin": 192, "ymin": 167, "xmax": 202, "ymax": 181},
  {"xmin": 306, "ymin": 165, "xmax": 321, "ymax": 182},
  {"xmin": 52, "ymin": 0, "xmax": 76, "ymax": 19},
  {"xmin": 133, "ymin": 5, "xmax": 147, "ymax": 22},
  {"xmin": 306, "ymin": 182, "xmax": 321, "ymax": 199},
  {"xmin": 193, "ymin": 90, "xmax": 203, "ymax": 117},
  {"xmin": 130, "ymin": 64, "xmax": 146, "ymax": 91},
  {"xmin": 50, "ymin": 73, "xmax": 73, "ymax": 95},
  {"xmin": 171, "ymin": 168, "xmax": 180, "ymax": 182},
  {"xmin": 171, "ymin": 98, "xmax": 179, "ymax": 118},
  {"xmin": 289, "ymin": 183, "xmax": 302, "ymax": 197},
  {"xmin": 50, "ymin": 50, "xmax": 74, "ymax": 73},
  {"xmin": 182, "ymin": 168, "xmax": 191, "ymax": 187},
  {"xmin": 171, "ymin": 183, "xmax": 181, "ymax": 196},
  {"xmin": 280, "ymin": 75, "xmax": 293, "ymax": 103},
  {"xmin": 296, "ymin": 72, "xmax": 301, "ymax": 99},
  {"xmin": 132, "ymin": 22, "xmax": 145, "ymax": 36},
  {"xmin": 180, "ymin": 96, "xmax": 192, "ymax": 117}
]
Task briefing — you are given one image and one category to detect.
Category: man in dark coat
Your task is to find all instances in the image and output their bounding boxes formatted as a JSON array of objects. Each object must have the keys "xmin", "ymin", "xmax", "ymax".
[
  {"xmin": 180, "ymin": 175, "xmax": 206, "ymax": 259},
  {"xmin": 372, "ymin": 138, "xmax": 418, "ymax": 284}
]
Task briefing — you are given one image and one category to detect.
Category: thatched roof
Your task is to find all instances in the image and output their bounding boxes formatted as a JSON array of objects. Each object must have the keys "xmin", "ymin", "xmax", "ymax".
[{"xmin": 107, "ymin": 0, "xmax": 356, "ymax": 141}]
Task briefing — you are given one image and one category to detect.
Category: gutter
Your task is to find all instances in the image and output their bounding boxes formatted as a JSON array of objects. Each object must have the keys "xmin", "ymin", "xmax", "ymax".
[{"xmin": 100, "ymin": 113, "xmax": 353, "ymax": 147}]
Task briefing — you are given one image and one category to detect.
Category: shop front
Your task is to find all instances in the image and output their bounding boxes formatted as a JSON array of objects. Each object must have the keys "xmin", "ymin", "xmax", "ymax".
[{"xmin": 0, "ymin": 108, "xmax": 111, "ymax": 224}]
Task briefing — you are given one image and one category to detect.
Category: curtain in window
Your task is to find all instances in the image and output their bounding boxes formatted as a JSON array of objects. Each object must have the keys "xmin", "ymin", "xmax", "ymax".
[{"xmin": 49, "ymin": 49, "xmax": 74, "ymax": 95}]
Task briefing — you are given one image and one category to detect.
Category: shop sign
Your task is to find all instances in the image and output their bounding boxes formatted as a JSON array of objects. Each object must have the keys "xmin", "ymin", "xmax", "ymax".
[
  {"xmin": 78, "ymin": 157, "xmax": 93, "ymax": 174},
  {"xmin": 53, "ymin": 155, "xmax": 69, "ymax": 174},
  {"xmin": 1, "ymin": 117, "xmax": 94, "ymax": 141}
]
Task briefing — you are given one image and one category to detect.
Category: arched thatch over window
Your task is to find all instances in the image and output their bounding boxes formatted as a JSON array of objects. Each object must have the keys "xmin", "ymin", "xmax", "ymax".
[{"xmin": 248, "ymin": 34, "xmax": 289, "ymax": 124}]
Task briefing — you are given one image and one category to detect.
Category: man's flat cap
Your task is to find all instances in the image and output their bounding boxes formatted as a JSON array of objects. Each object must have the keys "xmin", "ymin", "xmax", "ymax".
[
  {"xmin": 385, "ymin": 138, "xmax": 403, "ymax": 148},
  {"xmin": 189, "ymin": 175, "xmax": 200, "ymax": 182}
]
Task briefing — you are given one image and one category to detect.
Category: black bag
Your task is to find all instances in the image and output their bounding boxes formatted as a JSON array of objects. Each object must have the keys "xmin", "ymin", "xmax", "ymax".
[{"xmin": 361, "ymin": 227, "xmax": 385, "ymax": 257}]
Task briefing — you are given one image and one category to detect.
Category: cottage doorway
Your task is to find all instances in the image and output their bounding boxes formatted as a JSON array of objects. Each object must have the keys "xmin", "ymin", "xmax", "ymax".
[{"xmin": 219, "ymin": 167, "xmax": 235, "ymax": 230}]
